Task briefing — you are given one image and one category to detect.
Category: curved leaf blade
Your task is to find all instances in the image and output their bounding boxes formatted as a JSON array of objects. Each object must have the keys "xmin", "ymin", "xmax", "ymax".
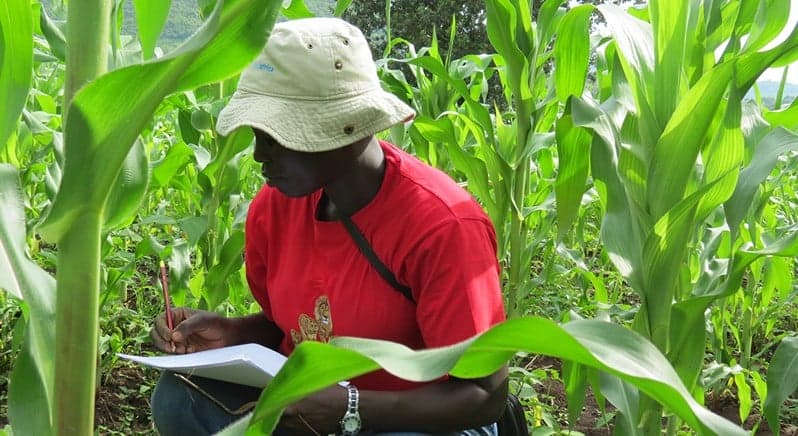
[
  {"xmin": 0, "ymin": 164, "xmax": 56, "ymax": 433},
  {"xmin": 0, "ymin": 0, "xmax": 33, "ymax": 150},
  {"xmin": 38, "ymin": 0, "xmax": 282, "ymax": 242},
  {"xmin": 103, "ymin": 139, "xmax": 150, "ymax": 232},
  {"xmin": 764, "ymin": 336, "xmax": 798, "ymax": 434},
  {"xmin": 132, "ymin": 0, "xmax": 172, "ymax": 60},
  {"xmin": 554, "ymin": 5, "xmax": 593, "ymax": 101},
  {"xmin": 725, "ymin": 128, "xmax": 798, "ymax": 236},
  {"xmin": 245, "ymin": 318, "xmax": 745, "ymax": 435}
]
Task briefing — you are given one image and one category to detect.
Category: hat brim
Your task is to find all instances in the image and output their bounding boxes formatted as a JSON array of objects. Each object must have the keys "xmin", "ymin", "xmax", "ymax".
[{"xmin": 215, "ymin": 88, "xmax": 415, "ymax": 152}]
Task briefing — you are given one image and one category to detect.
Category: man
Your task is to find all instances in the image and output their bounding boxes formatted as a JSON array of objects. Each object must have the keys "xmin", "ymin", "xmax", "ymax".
[{"xmin": 150, "ymin": 17, "xmax": 508, "ymax": 435}]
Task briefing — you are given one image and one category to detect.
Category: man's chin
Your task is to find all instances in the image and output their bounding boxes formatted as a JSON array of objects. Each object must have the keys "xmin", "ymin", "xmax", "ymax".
[{"xmin": 272, "ymin": 184, "xmax": 312, "ymax": 198}]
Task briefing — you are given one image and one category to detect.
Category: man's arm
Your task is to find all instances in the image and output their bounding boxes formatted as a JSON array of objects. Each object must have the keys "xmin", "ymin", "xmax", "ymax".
[
  {"xmin": 280, "ymin": 366, "xmax": 509, "ymax": 434},
  {"xmin": 361, "ymin": 366, "xmax": 509, "ymax": 432},
  {"xmin": 227, "ymin": 312, "xmax": 285, "ymax": 350}
]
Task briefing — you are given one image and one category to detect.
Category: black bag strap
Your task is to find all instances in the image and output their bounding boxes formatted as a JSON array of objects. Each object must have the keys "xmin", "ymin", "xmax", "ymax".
[{"xmin": 340, "ymin": 216, "xmax": 414, "ymax": 303}]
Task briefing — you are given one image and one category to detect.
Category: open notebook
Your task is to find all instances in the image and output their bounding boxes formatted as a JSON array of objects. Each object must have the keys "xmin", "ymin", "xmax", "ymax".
[{"xmin": 118, "ymin": 343, "xmax": 286, "ymax": 388}]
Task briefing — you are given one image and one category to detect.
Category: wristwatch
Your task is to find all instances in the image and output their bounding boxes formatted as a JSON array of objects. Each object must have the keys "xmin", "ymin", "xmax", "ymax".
[{"xmin": 340, "ymin": 384, "xmax": 361, "ymax": 435}]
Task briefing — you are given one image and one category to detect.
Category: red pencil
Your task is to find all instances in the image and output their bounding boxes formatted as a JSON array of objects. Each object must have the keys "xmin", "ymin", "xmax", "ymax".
[{"xmin": 159, "ymin": 261, "xmax": 175, "ymax": 351}]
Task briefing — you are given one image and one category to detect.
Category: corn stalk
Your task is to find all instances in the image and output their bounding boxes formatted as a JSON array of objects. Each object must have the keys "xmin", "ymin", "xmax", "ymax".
[
  {"xmin": 0, "ymin": 0, "xmax": 282, "ymax": 434},
  {"xmin": 50, "ymin": 1, "xmax": 113, "ymax": 432}
]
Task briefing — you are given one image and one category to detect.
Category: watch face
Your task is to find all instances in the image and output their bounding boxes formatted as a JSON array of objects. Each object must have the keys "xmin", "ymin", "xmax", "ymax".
[{"xmin": 342, "ymin": 415, "xmax": 360, "ymax": 432}]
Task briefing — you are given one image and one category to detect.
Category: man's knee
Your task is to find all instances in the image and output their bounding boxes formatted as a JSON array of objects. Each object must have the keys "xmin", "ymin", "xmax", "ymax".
[{"xmin": 150, "ymin": 371, "xmax": 206, "ymax": 435}]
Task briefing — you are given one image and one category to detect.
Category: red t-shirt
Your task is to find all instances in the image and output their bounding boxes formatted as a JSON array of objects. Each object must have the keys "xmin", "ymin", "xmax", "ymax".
[{"xmin": 244, "ymin": 141, "xmax": 505, "ymax": 391}]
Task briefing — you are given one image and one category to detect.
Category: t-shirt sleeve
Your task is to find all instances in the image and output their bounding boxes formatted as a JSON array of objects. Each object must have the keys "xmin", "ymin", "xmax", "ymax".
[
  {"xmin": 403, "ymin": 217, "xmax": 506, "ymax": 348},
  {"xmin": 244, "ymin": 192, "xmax": 274, "ymax": 321}
]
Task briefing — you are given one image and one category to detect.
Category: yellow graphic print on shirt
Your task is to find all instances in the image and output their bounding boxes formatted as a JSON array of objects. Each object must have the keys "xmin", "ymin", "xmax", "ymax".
[{"xmin": 290, "ymin": 295, "xmax": 333, "ymax": 345}]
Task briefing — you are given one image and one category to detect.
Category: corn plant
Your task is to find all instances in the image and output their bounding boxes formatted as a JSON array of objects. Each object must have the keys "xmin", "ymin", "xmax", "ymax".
[
  {"xmin": 385, "ymin": 0, "xmax": 566, "ymax": 318},
  {"xmin": 1, "ymin": 1, "xmax": 282, "ymax": 434},
  {"xmin": 553, "ymin": 0, "xmax": 798, "ymax": 432}
]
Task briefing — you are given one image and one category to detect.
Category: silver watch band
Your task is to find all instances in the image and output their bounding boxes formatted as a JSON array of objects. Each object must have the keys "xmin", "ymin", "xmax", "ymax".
[{"xmin": 340, "ymin": 384, "xmax": 361, "ymax": 435}]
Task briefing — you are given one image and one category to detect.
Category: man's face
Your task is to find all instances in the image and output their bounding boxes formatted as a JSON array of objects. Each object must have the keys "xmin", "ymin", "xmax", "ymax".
[{"xmin": 252, "ymin": 129, "xmax": 336, "ymax": 197}]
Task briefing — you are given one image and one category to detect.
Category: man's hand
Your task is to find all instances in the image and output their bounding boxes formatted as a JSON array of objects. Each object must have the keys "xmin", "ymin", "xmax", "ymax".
[
  {"xmin": 150, "ymin": 307, "xmax": 234, "ymax": 354},
  {"xmin": 278, "ymin": 385, "xmax": 348, "ymax": 435}
]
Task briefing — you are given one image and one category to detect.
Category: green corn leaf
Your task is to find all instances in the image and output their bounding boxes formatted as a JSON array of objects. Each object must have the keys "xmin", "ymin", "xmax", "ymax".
[
  {"xmin": 642, "ymin": 173, "xmax": 729, "ymax": 348},
  {"xmin": 750, "ymin": 371, "xmax": 768, "ymax": 411},
  {"xmin": 0, "ymin": 164, "xmax": 56, "ymax": 434},
  {"xmin": 485, "ymin": 0, "xmax": 532, "ymax": 100},
  {"xmin": 413, "ymin": 115, "xmax": 455, "ymax": 144},
  {"xmin": 763, "ymin": 97, "xmax": 798, "ymax": 130},
  {"xmin": 554, "ymin": 113, "xmax": 591, "ymax": 241},
  {"xmin": 450, "ymin": 114, "xmax": 507, "ymax": 224},
  {"xmin": 9, "ymin": 321, "xmax": 53, "ymax": 436},
  {"xmin": 647, "ymin": 60, "xmax": 733, "ymax": 219},
  {"xmin": 407, "ymin": 56, "xmax": 494, "ymax": 139},
  {"xmin": 203, "ymin": 230, "xmax": 245, "ymax": 309},
  {"xmin": 562, "ymin": 361, "xmax": 588, "ymax": 427},
  {"xmin": 0, "ymin": 0, "xmax": 33, "ymax": 151},
  {"xmin": 413, "ymin": 115, "xmax": 499, "ymax": 222},
  {"xmin": 696, "ymin": 90, "xmax": 743, "ymax": 219},
  {"xmin": 734, "ymin": 24, "xmax": 798, "ymax": 92},
  {"xmin": 0, "ymin": 164, "xmax": 55, "ymax": 306},
  {"xmin": 733, "ymin": 371, "xmax": 752, "ymax": 423},
  {"xmin": 554, "ymin": 5, "xmax": 593, "ymax": 101},
  {"xmin": 38, "ymin": 0, "xmax": 282, "ymax": 242},
  {"xmin": 244, "ymin": 318, "xmax": 745, "ymax": 435},
  {"xmin": 617, "ymin": 116, "xmax": 648, "ymax": 208},
  {"xmin": 740, "ymin": 0, "xmax": 791, "ymax": 54},
  {"xmin": 649, "ymin": 0, "xmax": 691, "ymax": 126},
  {"xmin": 715, "ymin": 227, "xmax": 798, "ymax": 299},
  {"xmin": 103, "ymin": 139, "xmax": 150, "ymax": 232},
  {"xmin": 725, "ymin": 128, "xmax": 798, "ymax": 239},
  {"xmin": 537, "ymin": 0, "xmax": 567, "ymax": 44},
  {"xmin": 202, "ymin": 127, "xmax": 253, "ymax": 187},
  {"xmin": 281, "ymin": 0, "xmax": 314, "ymax": 19},
  {"xmin": 764, "ymin": 336, "xmax": 798, "ymax": 434},
  {"xmin": 596, "ymin": 5, "xmax": 659, "ymax": 148},
  {"xmin": 178, "ymin": 216, "xmax": 210, "ymax": 247},
  {"xmin": 152, "ymin": 141, "xmax": 194, "ymax": 187},
  {"xmin": 38, "ymin": 8, "xmax": 66, "ymax": 62},
  {"xmin": 132, "ymin": 0, "xmax": 172, "ymax": 59},
  {"xmin": 178, "ymin": 108, "xmax": 201, "ymax": 144},
  {"xmin": 598, "ymin": 372, "xmax": 641, "ymax": 436},
  {"xmin": 333, "ymin": 0, "xmax": 354, "ymax": 16},
  {"xmin": 669, "ymin": 297, "xmax": 710, "ymax": 390},
  {"xmin": 571, "ymin": 96, "xmax": 644, "ymax": 292}
]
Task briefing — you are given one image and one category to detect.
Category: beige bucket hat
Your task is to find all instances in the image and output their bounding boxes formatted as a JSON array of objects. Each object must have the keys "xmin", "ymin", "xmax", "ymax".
[{"xmin": 216, "ymin": 17, "xmax": 415, "ymax": 152}]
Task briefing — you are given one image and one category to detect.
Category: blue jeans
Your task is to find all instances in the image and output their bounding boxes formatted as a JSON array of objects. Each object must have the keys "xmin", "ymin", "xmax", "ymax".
[{"xmin": 150, "ymin": 371, "xmax": 498, "ymax": 435}]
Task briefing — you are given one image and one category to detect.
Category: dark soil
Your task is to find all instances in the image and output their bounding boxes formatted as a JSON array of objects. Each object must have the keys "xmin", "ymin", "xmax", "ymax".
[
  {"xmin": 95, "ymin": 363, "xmax": 159, "ymax": 434},
  {"xmin": 526, "ymin": 356, "xmax": 612, "ymax": 435}
]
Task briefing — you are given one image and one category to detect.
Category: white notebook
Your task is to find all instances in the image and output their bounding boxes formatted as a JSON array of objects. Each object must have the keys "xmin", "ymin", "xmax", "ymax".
[{"xmin": 118, "ymin": 343, "xmax": 286, "ymax": 388}]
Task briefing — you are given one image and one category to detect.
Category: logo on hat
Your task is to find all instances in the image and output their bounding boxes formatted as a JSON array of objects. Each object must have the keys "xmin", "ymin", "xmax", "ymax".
[{"xmin": 255, "ymin": 63, "xmax": 275, "ymax": 73}]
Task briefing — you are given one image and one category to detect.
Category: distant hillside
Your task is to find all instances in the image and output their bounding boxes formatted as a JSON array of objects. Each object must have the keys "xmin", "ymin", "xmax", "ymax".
[
  {"xmin": 121, "ymin": 0, "xmax": 201, "ymax": 50},
  {"xmin": 121, "ymin": 0, "xmax": 336, "ymax": 50},
  {"xmin": 746, "ymin": 81, "xmax": 797, "ymax": 108},
  {"xmin": 751, "ymin": 81, "xmax": 798, "ymax": 99}
]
